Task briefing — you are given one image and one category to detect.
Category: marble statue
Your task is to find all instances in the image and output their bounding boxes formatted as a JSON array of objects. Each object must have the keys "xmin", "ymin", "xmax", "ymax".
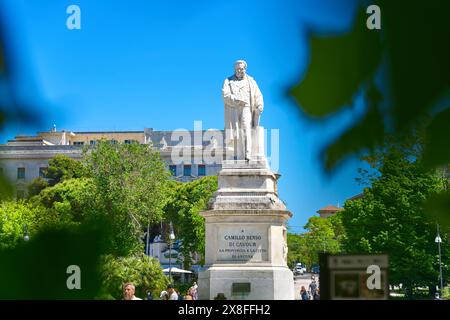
[
  {"xmin": 222, "ymin": 60, "xmax": 264, "ymax": 160},
  {"xmin": 199, "ymin": 65, "xmax": 294, "ymax": 299}
]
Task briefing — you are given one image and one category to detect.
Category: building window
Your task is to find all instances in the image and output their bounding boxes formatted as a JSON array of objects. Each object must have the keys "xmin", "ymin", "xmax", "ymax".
[
  {"xmin": 39, "ymin": 167, "xmax": 47, "ymax": 178},
  {"xmin": 169, "ymin": 165, "xmax": 177, "ymax": 176},
  {"xmin": 90, "ymin": 140, "xmax": 97, "ymax": 145},
  {"xmin": 198, "ymin": 164, "xmax": 206, "ymax": 176},
  {"xmin": 73, "ymin": 141, "xmax": 84, "ymax": 146},
  {"xmin": 124, "ymin": 139, "xmax": 138, "ymax": 144},
  {"xmin": 110, "ymin": 139, "xmax": 118, "ymax": 144},
  {"xmin": 17, "ymin": 167, "xmax": 25, "ymax": 179},
  {"xmin": 16, "ymin": 190, "xmax": 25, "ymax": 199},
  {"xmin": 183, "ymin": 165, "xmax": 191, "ymax": 176}
]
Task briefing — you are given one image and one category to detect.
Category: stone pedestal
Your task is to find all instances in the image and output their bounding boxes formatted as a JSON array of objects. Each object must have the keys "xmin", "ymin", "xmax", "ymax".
[{"xmin": 198, "ymin": 159, "xmax": 294, "ymax": 300}]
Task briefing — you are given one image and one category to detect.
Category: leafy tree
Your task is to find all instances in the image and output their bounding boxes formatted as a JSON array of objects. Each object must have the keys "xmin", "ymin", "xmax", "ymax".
[
  {"xmin": 31, "ymin": 178, "xmax": 99, "ymax": 226},
  {"xmin": 84, "ymin": 141, "xmax": 170, "ymax": 256},
  {"xmin": 328, "ymin": 211, "xmax": 347, "ymax": 245},
  {"xmin": 304, "ymin": 216, "xmax": 343, "ymax": 263},
  {"xmin": 288, "ymin": 214, "xmax": 345, "ymax": 269},
  {"xmin": 287, "ymin": 233, "xmax": 309, "ymax": 269},
  {"xmin": 26, "ymin": 177, "xmax": 49, "ymax": 198},
  {"xmin": 99, "ymin": 254, "xmax": 168, "ymax": 300},
  {"xmin": 341, "ymin": 138, "xmax": 450, "ymax": 298},
  {"xmin": 44, "ymin": 154, "xmax": 85, "ymax": 186},
  {"xmin": 1, "ymin": 179, "xmax": 104, "ymax": 250},
  {"xmin": 164, "ymin": 176, "xmax": 218, "ymax": 268}
]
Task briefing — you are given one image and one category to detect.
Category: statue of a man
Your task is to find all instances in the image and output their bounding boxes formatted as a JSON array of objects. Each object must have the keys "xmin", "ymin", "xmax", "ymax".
[{"xmin": 222, "ymin": 60, "xmax": 264, "ymax": 160}]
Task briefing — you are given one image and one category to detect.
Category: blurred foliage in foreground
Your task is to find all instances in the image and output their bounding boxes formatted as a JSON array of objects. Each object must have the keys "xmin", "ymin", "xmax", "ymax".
[
  {"xmin": 290, "ymin": 1, "xmax": 450, "ymax": 225},
  {"xmin": 0, "ymin": 223, "xmax": 107, "ymax": 299}
]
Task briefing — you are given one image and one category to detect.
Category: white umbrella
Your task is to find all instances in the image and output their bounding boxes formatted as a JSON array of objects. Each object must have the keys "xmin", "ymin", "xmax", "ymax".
[{"xmin": 162, "ymin": 267, "xmax": 192, "ymax": 274}]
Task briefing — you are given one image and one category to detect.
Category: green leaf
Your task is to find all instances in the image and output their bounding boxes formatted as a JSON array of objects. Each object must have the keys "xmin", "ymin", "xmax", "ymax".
[
  {"xmin": 381, "ymin": 1, "xmax": 450, "ymax": 130},
  {"xmin": 0, "ymin": 223, "xmax": 108, "ymax": 299},
  {"xmin": 323, "ymin": 100, "xmax": 384, "ymax": 171},
  {"xmin": 424, "ymin": 191, "xmax": 450, "ymax": 228},
  {"xmin": 423, "ymin": 107, "xmax": 450, "ymax": 168}
]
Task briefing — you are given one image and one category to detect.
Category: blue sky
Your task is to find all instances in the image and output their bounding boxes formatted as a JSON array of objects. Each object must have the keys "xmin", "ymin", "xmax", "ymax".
[{"xmin": 1, "ymin": 0, "xmax": 370, "ymax": 232}]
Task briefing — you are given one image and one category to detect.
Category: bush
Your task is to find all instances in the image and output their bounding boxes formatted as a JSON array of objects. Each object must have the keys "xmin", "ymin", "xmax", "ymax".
[
  {"xmin": 0, "ymin": 200, "xmax": 43, "ymax": 250},
  {"xmin": 441, "ymin": 285, "xmax": 450, "ymax": 300}
]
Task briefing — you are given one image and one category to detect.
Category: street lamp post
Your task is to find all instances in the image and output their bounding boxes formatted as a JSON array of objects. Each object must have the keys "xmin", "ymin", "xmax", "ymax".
[
  {"xmin": 168, "ymin": 222, "xmax": 175, "ymax": 284},
  {"xmin": 23, "ymin": 223, "xmax": 29, "ymax": 242},
  {"xmin": 435, "ymin": 224, "xmax": 443, "ymax": 295}
]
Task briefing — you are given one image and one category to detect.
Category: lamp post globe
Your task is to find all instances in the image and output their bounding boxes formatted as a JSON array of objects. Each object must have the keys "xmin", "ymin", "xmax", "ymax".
[{"xmin": 23, "ymin": 224, "xmax": 29, "ymax": 241}]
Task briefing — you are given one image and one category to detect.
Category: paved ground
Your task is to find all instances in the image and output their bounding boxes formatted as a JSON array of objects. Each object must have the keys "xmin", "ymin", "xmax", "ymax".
[{"xmin": 294, "ymin": 272, "xmax": 320, "ymax": 300}]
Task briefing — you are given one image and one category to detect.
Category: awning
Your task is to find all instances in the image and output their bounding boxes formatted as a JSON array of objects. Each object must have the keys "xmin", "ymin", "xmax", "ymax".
[{"xmin": 162, "ymin": 267, "xmax": 192, "ymax": 274}]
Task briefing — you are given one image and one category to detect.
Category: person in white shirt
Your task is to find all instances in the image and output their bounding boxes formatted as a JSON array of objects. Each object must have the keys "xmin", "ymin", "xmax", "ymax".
[{"xmin": 123, "ymin": 282, "xmax": 142, "ymax": 300}]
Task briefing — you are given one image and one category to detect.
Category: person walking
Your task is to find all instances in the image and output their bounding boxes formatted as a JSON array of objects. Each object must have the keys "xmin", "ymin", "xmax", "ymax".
[
  {"xmin": 313, "ymin": 288, "xmax": 320, "ymax": 300},
  {"xmin": 186, "ymin": 286, "xmax": 195, "ymax": 300},
  {"xmin": 192, "ymin": 282, "xmax": 198, "ymax": 300},
  {"xmin": 177, "ymin": 289, "xmax": 184, "ymax": 300},
  {"xmin": 309, "ymin": 278, "xmax": 318, "ymax": 300},
  {"xmin": 166, "ymin": 284, "xmax": 178, "ymax": 300},
  {"xmin": 159, "ymin": 290, "xmax": 168, "ymax": 300}
]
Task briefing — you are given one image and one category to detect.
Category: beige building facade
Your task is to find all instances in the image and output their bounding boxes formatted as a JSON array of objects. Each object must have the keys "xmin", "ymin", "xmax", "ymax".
[{"xmin": 0, "ymin": 127, "xmax": 224, "ymax": 198}]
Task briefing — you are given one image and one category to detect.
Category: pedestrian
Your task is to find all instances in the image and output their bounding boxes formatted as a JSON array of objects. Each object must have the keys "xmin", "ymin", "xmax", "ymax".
[
  {"xmin": 159, "ymin": 290, "xmax": 168, "ymax": 300},
  {"xmin": 186, "ymin": 286, "xmax": 195, "ymax": 300},
  {"xmin": 177, "ymin": 289, "xmax": 184, "ymax": 300},
  {"xmin": 122, "ymin": 282, "xmax": 142, "ymax": 300},
  {"xmin": 192, "ymin": 282, "xmax": 199, "ymax": 300},
  {"xmin": 184, "ymin": 289, "xmax": 194, "ymax": 300},
  {"xmin": 166, "ymin": 284, "xmax": 179, "ymax": 300},
  {"xmin": 313, "ymin": 288, "xmax": 320, "ymax": 300},
  {"xmin": 300, "ymin": 286, "xmax": 309, "ymax": 300}
]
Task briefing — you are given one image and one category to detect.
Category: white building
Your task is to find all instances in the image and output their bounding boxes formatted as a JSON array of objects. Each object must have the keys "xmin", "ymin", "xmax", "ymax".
[{"xmin": 0, "ymin": 127, "xmax": 224, "ymax": 198}]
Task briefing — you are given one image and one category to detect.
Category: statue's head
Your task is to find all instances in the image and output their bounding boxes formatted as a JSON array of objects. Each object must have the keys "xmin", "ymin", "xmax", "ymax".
[{"xmin": 234, "ymin": 60, "xmax": 247, "ymax": 79}]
